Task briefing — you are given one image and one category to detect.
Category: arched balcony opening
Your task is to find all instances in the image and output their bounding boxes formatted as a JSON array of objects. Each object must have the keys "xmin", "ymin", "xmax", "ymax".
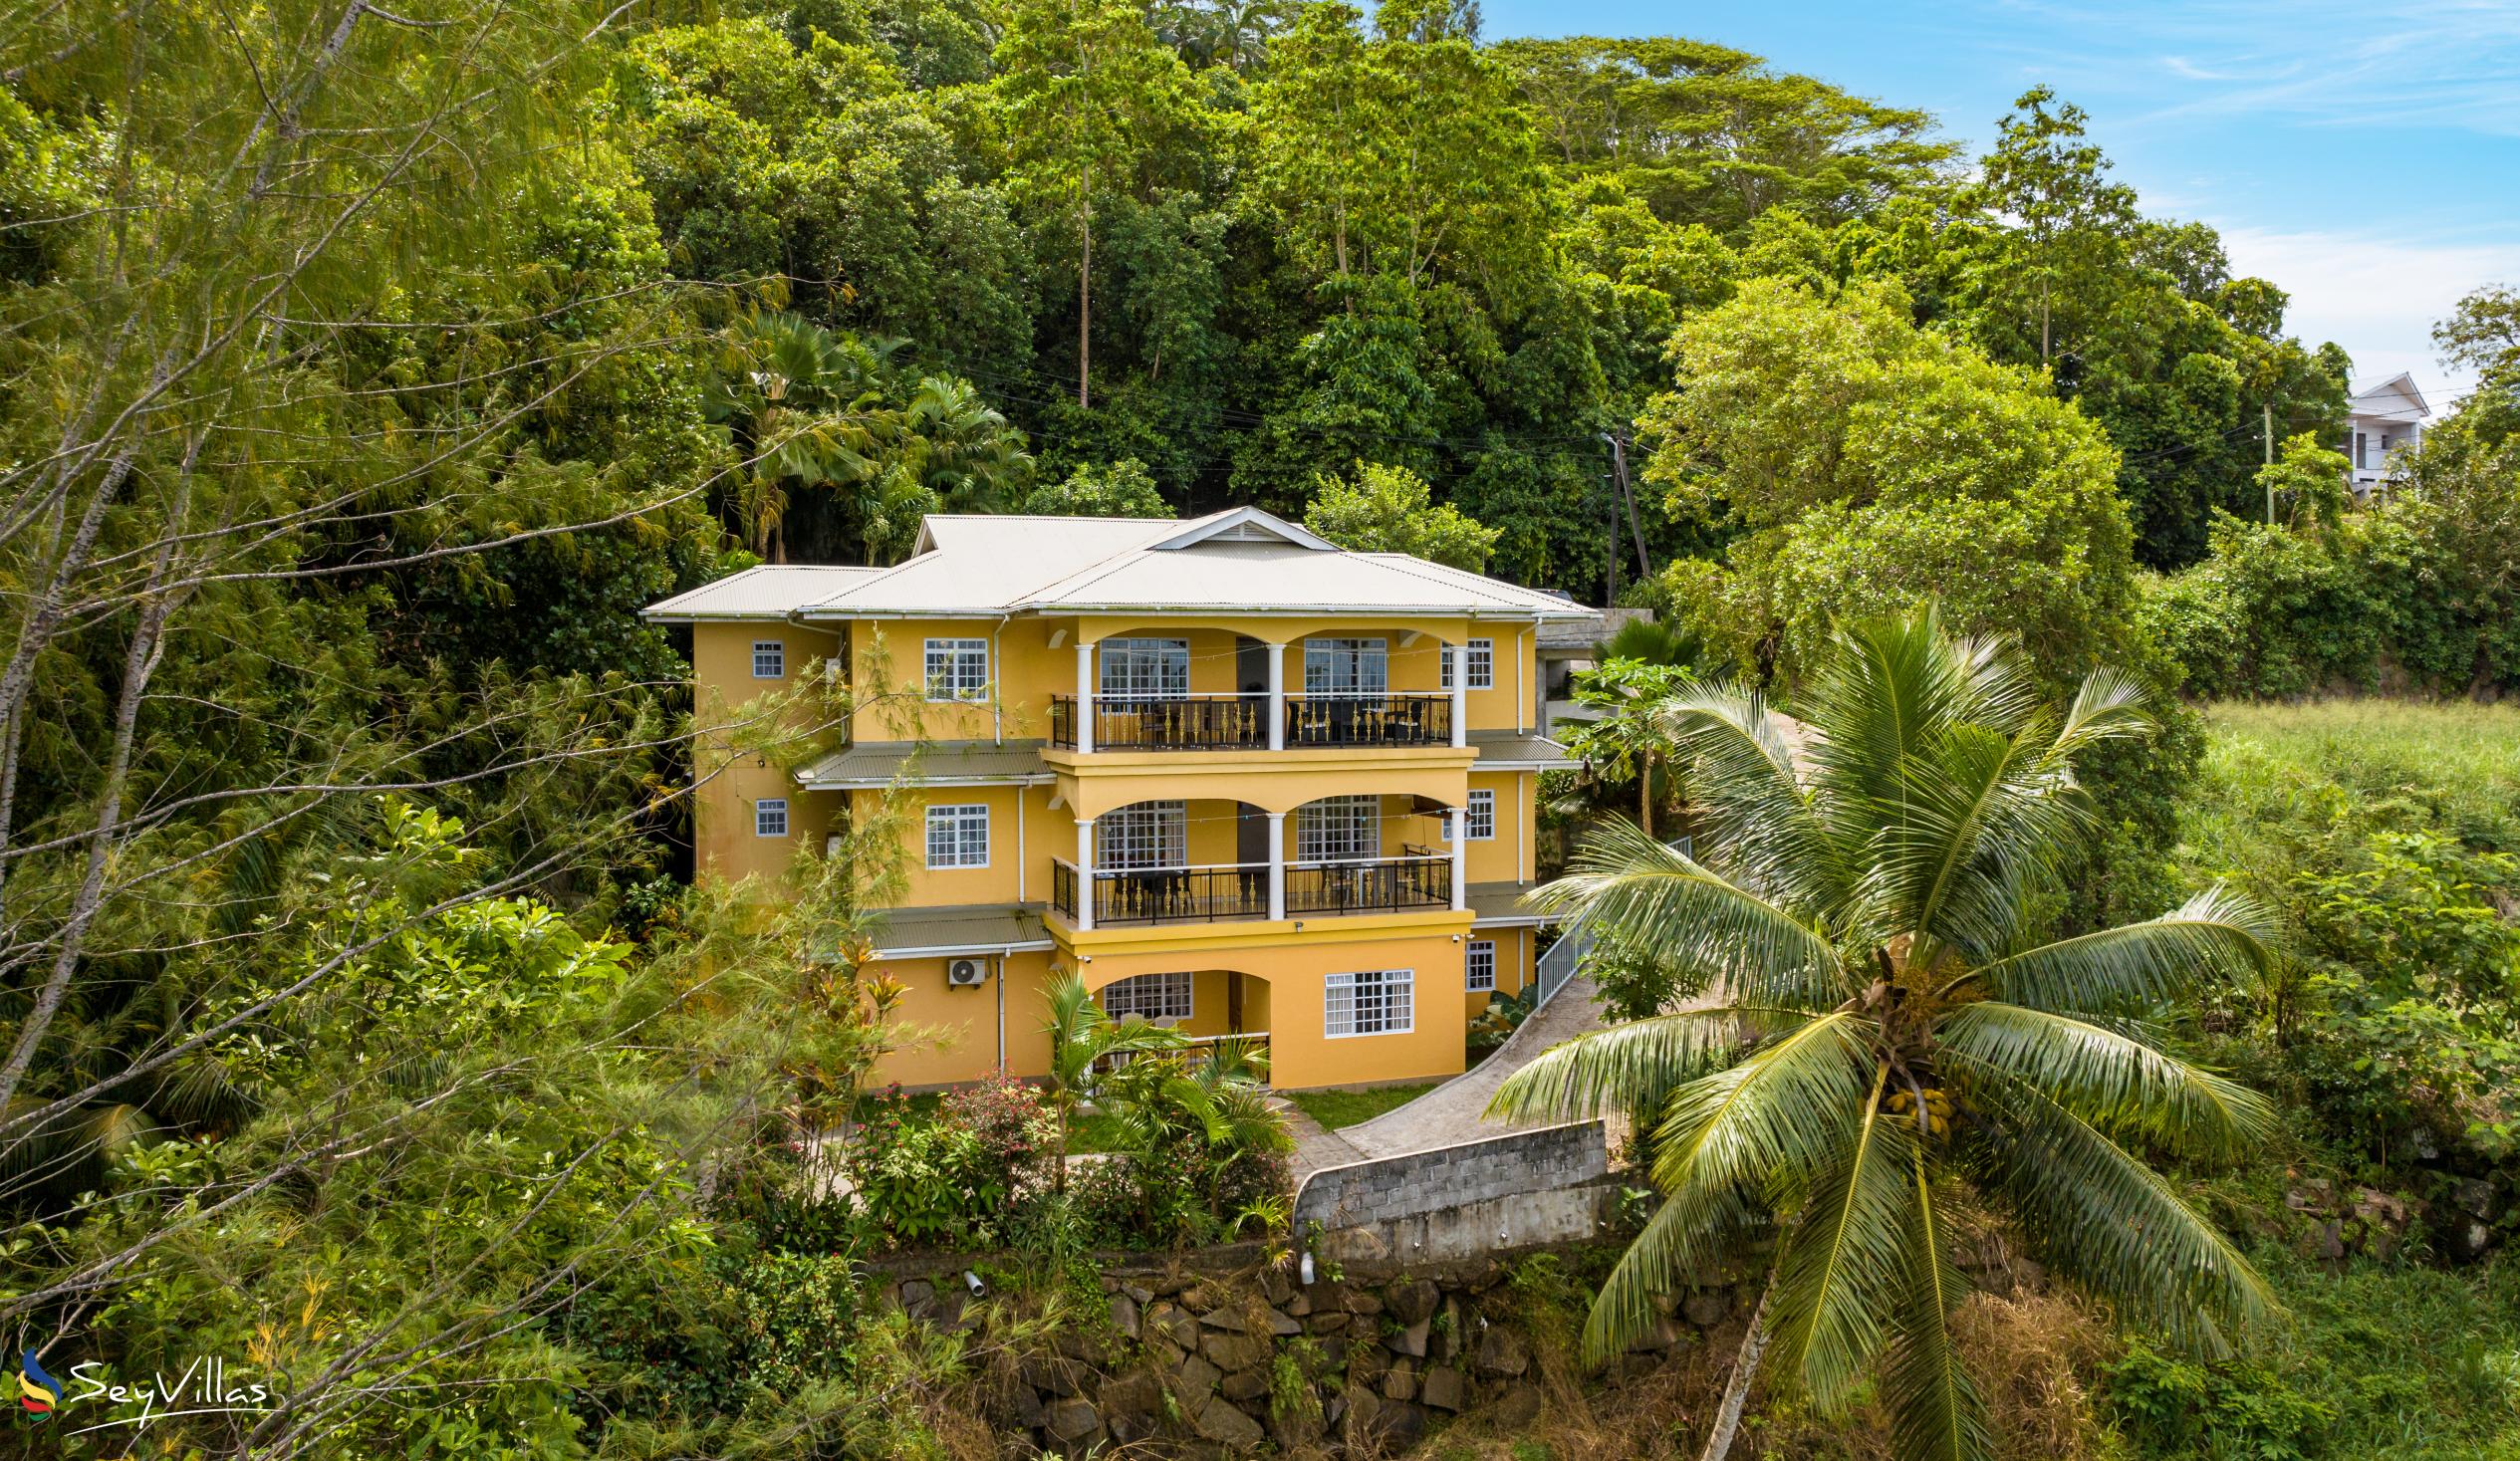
[
  {"xmin": 1050, "ymin": 793, "xmax": 1469, "ymax": 928},
  {"xmin": 1050, "ymin": 628, "xmax": 1470, "ymax": 752}
]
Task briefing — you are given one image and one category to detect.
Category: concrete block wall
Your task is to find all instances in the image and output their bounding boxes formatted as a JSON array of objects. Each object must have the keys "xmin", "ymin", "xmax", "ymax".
[{"xmin": 1292, "ymin": 1120, "xmax": 1610, "ymax": 1235}]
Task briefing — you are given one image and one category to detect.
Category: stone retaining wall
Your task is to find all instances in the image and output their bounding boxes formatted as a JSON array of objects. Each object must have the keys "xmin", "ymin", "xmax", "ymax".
[{"xmin": 881, "ymin": 1246, "xmax": 1751, "ymax": 1454}]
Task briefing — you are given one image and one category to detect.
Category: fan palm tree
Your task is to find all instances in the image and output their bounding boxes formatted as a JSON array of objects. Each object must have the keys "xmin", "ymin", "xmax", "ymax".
[{"xmin": 1492, "ymin": 608, "xmax": 2279, "ymax": 1461}]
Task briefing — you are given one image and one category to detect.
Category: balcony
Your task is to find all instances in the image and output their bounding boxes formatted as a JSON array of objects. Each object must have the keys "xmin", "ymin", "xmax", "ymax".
[
  {"xmin": 1050, "ymin": 853, "xmax": 1453, "ymax": 927},
  {"xmin": 1048, "ymin": 692, "xmax": 1453, "ymax": 752},
  {"xmin": 1051, "ymin": 693, "xmax": 1269, "ymax": 751}
]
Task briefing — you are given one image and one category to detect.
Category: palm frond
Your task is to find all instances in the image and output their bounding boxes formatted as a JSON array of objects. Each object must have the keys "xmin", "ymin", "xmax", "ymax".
[
  {"xmin": 1486, "ymin": 1006, "xmax": 1799, "ymax": 1123},
  {"xmin": 1953, "ymin": 1060, "xmax": 2278, "ymax": 1357},
  {"xmin": 1937, "ymin": 1002, "xmax": 2277, "ymax": 1161},
  {"xmin": 1577, "ymin": 1176, "xmax": 1766, "ymax": 1365},
  {"xmin": 1950, "ymin": 885, "xmax": 2277, "ymax": 1013},
  {"xmin": 1806, "ymin": 609, "xmax": 2010, "ymax": 830},
  {"xmin": 1880, "ymin": 1151, "xmax": 1992, "ymax": 1461},
  {"xmin": 2049, "ymin": 667, "xmax": 2156, "ymax": 759},
  {"xmin": 1650, "ymin": 1011, "xmax": 1875, "ymax": 1197},
  {"xmin": 1533, "ymin": 819, "xmax": 1852, "ymax": 1010},
  {"xmin": 1650, "ymin": 683, "xmax": 1844, "ymax": 907},
  {"xmin": 1867, "ymin": 719, "xmax": 2090, "ymax": 963},
  {"xmin": 1764, "ymin": 1063, "xmax": 1918, "ymax": 1413}
]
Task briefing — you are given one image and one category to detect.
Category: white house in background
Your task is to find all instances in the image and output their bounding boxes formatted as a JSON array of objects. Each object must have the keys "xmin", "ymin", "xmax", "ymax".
[{"xmin": 2344, "ymin": 372, "xmax": 2430, "ymax": 496}]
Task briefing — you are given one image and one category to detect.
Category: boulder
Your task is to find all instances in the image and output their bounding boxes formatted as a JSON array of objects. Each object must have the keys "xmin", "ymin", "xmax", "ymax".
[
  {"xmin": 1043, "ymin": 1398, "xmax": 1102, "ymax": 1446},
  {"xmin": 1203, "ymin": 1329, "xmax": 1272, "ymax": 1371},
  {"xmin": 1267, "ymin": 1307, "xmax": 1304, "ymax": 1337},
  {"xmin": 1625, "ymin": 1315, "xmax": 1684, "ymax": 1352},
  {"xmin": 1381, "ymin": 1358, "xmax": 1418, "ymax": 1401},
  {"xmin": 1261, "ymin": 1267, "xmax": 1297, "ymax": 1306},
  {"xmin": 1377, "ymin": 1399, "xmax": 1429, "ymax": 1447},
  {"xmin": 1682, "ymin": 1290, "xmax": 1733, "ymax": 1328},
  {"xmin": 1340, "ymin": 1388, "xmax": 1381, "ymax": 1444},
  {"xmin": 1306, "ymin": 1310, "xmax": 1352, "ymax": 1335},
  {"xmin": 1019, "ymin": 1356, "xmax": 1083, "ymax": 1397},
  {"xmin": 1385, "ymin": 1279, "xmax": 1440, "ymax": 1327},
  {"xmin": 1098, "ymin": 1369, "xmax": 1164, "ymax": 1425},
  {"xmin": 1109, "ymin": 1291, "xmax": 1141, "ymax": 1340},
  {"xmin": 1475, "ymin": 1326, "xmax": 1530, "ymax": 1377},
  {"xmin": 1178, "ymin": 1352, "xmax": 1223, "ymax": 1393},
  {"xmin": 1148, "ymin": 1302, "xmax": 1200, "ymax": 1350},
  {"xmin": 1123, "ymin": 1282, "xmax": 1155, "ymax": 1307},
  {"xmin": 1420, "ymin": 1365, "xmax": 1465, "ymax": 1413},
  {"xmin": 1181, "ymin": 1284, "xmax": 1223, "ymax": 1313},
  {"xmin": 1286, "ymin": 1290, "xmax": 1313, "ymax": 1318},
  {"xmin": 1344, "ymin": 1289, "xmax": 1386, "ymax": 1317},
  {"xmin": 1388, "ymin": 1318, "xmax": 1430, "ymax": 1357},
  {"xmin": 1220, "ymin": 1368, "xmax": 1270, "ymax": 1403},
  {"xmin": 1194, "ymin": 1394, "xmax": 1267, "ymax": 1448},
  {"xmin": 1493, "ymin": 1382, "xmax": 1545, "ymax": 1430}
]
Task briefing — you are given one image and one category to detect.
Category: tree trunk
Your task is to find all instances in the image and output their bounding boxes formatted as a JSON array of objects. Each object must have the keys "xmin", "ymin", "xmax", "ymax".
[
  {"xmin": 1077, "ymin": 193, "xmax": 1092, "ymax": 410},
  {"xmin": 1639, "ymin": 749, "xmax": 1652, "ymax": 839},
  {"xmin": 1699, "ymin": 1267, "xmax": 1778, "ymax": 1461}
]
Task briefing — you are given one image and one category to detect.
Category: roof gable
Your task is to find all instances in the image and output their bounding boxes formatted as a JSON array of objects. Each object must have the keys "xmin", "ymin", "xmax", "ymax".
[
  {"xmin": 1147, "ymin": 506, "xmax": 1337, "ymax": 553},
  {"xmin": 2350, "ymin": 370, "xmax": 2431, "ymax": 418}
]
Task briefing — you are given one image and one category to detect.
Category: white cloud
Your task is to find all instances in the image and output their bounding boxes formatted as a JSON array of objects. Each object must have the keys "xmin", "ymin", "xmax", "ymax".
[{"xmin": 2216, "ymin": 226, "xmax": 2519, "ymax": 403}]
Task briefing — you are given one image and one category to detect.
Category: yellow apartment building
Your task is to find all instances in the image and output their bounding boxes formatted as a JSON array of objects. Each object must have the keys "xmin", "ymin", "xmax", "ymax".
[{"xmin": 645, "ymin": 507, "xmax": 1597, "ymax": 1092}]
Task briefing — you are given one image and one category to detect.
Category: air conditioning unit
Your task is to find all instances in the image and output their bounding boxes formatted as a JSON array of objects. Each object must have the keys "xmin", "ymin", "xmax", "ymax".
[{"xmin": 946, "ymin": 957, "xmax": 989, "ymax": 989}]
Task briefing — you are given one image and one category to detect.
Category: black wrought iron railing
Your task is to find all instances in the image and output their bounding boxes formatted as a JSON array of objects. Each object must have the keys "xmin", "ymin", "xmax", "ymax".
[
  {"xmin": 1048, "ymin": 693, "xmax": 1270, "ymax": 751},
  {"xmin": 1051, "ymin": 859, "xmax": 1269, "ymax": 925},
  {"xmin": 1285, "ymin": 855, "xmax": 1450, "ymax": 915},
  {"xmin": 1283, "ymin": 693, "xmax": 1451, "ymax": 748}
]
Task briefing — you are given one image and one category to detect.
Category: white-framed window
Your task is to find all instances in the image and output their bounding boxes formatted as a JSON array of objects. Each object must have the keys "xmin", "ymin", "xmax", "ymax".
[
  {"xmin": 1439, "ymin": 638, "xmax": 1494, "ymax": 690},
  {"xmin": 752, "ymin": 639, "xmax": 786, "ymax": 678},
  {"xmin": 1100, "ymin": 971, "xmax": 1193, "ymax": 1024},
  {"xmin": 923, "ymin": 637, "xmax": 989, "ymax": 701},
  {"xmin": 1297, "ymin": 795, "xmax": 1380, "ymax": 862},
  {"xmin": 1100, "ymin": 637, "xmax": 1189, "ymax": 699},
  {"xmin": 1304, "ymin": 637, "xmax": 1387, "ymax": 696},
  {"xmin": 1466, "ymin": 939, "xmax": 1497, "ymax": 992},
  {"xmin": 1440, "ymin": 789, "xmax": 1496, "ymax": 842},
  {"xmin": 925, "ymin": 803, "xmax": 990, "ymax": 868},
  {"xmin": 1326, "ymin": 969, "xmax": 1414, "ymax": 1038},
  {"xmin": 1100, "ymin": 801, "xmax": 1187, "ymax": 870},
  {"xmin": 754, "ymin": 798, "xmax": 789, "ymax": 838}
]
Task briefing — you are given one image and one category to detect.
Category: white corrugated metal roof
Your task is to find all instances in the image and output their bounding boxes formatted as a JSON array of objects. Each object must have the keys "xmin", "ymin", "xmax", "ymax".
[
  {"xmin": 641, "ymin": 566, "xmax": 889, "ymax": 620},
  {"xmin": 640, "ymin": 508, "xmax": 1602, "ymax": 622}
]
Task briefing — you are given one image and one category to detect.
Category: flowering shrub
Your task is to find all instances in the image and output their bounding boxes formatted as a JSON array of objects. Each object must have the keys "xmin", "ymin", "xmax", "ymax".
[{"xmin": 940, "ymin": 1072, "xmax": 1060, "ymax": 1195}]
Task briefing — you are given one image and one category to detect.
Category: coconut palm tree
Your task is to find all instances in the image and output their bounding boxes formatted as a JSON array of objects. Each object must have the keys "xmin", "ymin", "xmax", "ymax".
[{"xmin": 1492, "ymin": 608, "xmax": 2280, "ymax": 1461}]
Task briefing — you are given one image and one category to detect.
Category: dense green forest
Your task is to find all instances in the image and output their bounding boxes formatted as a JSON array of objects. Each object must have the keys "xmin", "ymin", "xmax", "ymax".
[{"xmin": 2, "ymin": 0, "xmax": 2518, "ymax": 1452}]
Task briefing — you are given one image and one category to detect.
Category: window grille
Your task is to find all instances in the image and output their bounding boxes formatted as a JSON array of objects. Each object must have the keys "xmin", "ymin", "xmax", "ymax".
[
  {"xmin": 1297, "ymin": 796, "xmax": 1379, "ymax": 862},
  {"xmin": 1325, "ymin": 969, "xmax": 1414, "ymax": 1037},
  {"xmin": 752, "ymin": 640, "xmax": 785, "ymax": 678},
  {"xmin": 925, "ymin": 804, "xmax": 989, "ymax": 867},
  {"xmin": 1466, "ymin": 940, "xmax": 1496, "ymax": 992},
  {"xmin": 1303, "ymin": 638, "xmax": 1387, "ymax": 695},
  {"xmin": 923, "ymin": 638, "xmax": 989, "ymax": 701},
  {"xmin": 1100, "ymin": 802, "xmax": 1186, "ymax": 870},
  {"xmin": 1101, "ymin": 972, "xmax": 1193, "ymax": 1023},
  {"xmin": 1439, "ymin": 638, "xmax": 1494, "ymax": 690},
  {"xmin": 1100, "ymin": 638, "xmax": 1189, "ymax": 698},
  {"xmin": 754, "ymin": 799, "xmax": 789, "ymax": 838}
]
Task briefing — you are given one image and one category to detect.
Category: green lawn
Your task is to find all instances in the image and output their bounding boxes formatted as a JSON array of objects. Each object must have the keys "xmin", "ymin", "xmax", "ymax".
[{"xmin": 1285, "ymin": 1083, "xmax": 1442, "ymax": 1131}]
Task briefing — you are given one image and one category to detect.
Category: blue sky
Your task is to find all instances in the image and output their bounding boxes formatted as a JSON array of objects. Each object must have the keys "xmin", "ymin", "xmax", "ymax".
[{"xmin": 1480, "ymin": 0, "xmax": 2520, "ymax": 402}]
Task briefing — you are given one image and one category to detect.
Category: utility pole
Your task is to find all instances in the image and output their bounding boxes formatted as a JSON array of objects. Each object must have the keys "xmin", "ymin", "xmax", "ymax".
[
  {"xmin": 1600, "ymin": 430, "xmax": 1650, "ymax": 583},
  {"xmin": 1603, "ymin": 467, "xmax": 1619, "ymax": 608},
  {"xmin": 2263, "ymin": 401, "xmax": 2275, "ymax": 525}
]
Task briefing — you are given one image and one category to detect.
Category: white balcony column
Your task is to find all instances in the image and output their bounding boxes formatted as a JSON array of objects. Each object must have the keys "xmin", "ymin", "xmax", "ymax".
[
  {"xmin": 1265, "ymin": 642, "xmax": 1287, "ymax": 751},
  {"xmin": 1074, "ymin": 640, "xmax": 1095, "ymax": 754},
  {"xmin": 1075, "ymin": 817, "xmax": 1096, "ymax": 931},
  {"xmin": 1447, "ymin": 808, "xmax": 1468, "ymax": 911},
  {"xmin": 1448, "ymin": 642, "xmax": 1469, "ymax": 749},
  {"xmin": 1266, "ymin": 812, "xmax": 1287, "ymax": 921}
]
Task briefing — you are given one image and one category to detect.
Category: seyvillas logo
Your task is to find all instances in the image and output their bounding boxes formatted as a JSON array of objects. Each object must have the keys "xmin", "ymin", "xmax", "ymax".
[
  {"xmin": 14, "ymin": 1350, "xmax": 274, "ymax": 1437},
  {"xmin": 18, "ymin": 1351, "xmax": 61, "ymax": 1421}
]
